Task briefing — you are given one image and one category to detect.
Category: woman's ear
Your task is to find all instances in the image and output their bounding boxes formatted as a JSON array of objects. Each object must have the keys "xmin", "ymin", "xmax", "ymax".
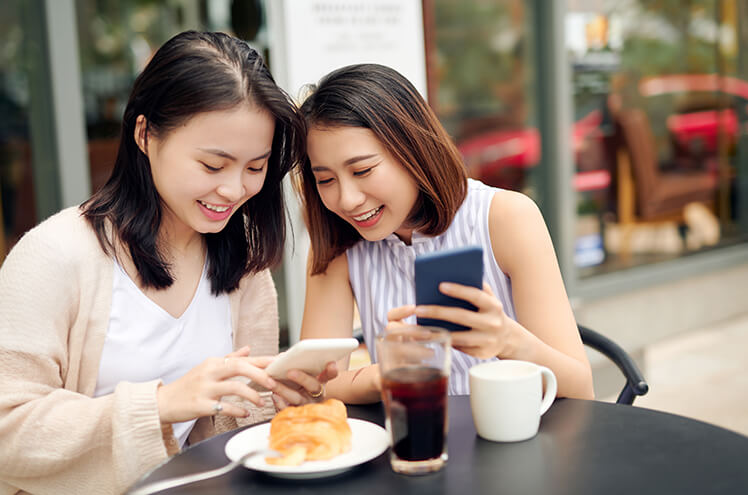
[{"xmin": 134, "ymin": 115, "xmax": 149, "ymax": 155}]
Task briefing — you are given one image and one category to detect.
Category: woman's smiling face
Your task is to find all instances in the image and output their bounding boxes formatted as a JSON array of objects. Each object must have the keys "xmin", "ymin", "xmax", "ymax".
[
  {"xmin": 139, "ymin": 104, "xmax": 275, "ymax": 241},
  {"xmin": 306, "ymin": 125, "xmax": 420, "ymax": 244}
]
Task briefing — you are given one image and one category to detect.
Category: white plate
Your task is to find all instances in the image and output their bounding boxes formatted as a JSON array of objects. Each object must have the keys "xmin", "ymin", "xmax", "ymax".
[{"xmin": 224, "ymin": 418, "xmax": 389, "ymax": 479}]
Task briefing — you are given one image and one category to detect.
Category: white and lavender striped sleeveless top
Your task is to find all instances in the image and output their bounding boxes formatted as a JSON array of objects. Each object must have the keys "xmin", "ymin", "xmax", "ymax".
[{"xmin": 347, "ymin": 179, "xmax": 516, "ymax": 395}]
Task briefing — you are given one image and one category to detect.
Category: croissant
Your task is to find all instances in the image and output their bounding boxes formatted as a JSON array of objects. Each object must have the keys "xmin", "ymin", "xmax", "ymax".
[{"xmin": 266, "ymin": 399, "xmax": 352, "ymax": 466}]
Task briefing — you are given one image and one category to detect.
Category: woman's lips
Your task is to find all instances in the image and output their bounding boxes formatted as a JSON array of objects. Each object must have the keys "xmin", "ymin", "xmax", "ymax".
[
  {"xmin": 352, "ymin": 205, "xmax": 383, "ymax": 227},
  {"xmin": 198, "ymin": 200, "xmax": 234, "ymax": 221}
]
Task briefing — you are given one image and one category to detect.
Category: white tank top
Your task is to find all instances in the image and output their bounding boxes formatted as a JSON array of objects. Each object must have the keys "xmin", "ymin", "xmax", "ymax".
[
  {"xmin": 95, "ymin": 260, "xmax": 233, "ymax": 447},
  {"xmin": 347, "ymin": 179, "xmax": 517, "ymax": 395}
]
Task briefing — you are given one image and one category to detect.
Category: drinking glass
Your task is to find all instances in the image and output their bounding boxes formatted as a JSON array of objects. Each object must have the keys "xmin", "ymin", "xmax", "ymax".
[{"xmin": 376, "ymin": 326, "xmax": 451, "ymax": 474}]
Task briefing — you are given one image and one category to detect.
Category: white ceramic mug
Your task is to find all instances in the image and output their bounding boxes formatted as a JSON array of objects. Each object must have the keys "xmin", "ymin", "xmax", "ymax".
[{"xmin": 469, "ymin": 360, "xmax": 557, "ymax": 442}]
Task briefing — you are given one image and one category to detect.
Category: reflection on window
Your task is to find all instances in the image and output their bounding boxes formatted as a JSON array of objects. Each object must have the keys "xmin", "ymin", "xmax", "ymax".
[
  {"xmin": 75, "ymin": 0, "xmax": 267, "ymax": 193},
  {"xmin": 426, "ymin": 0, "xmax": 747, "ymax": 278},
  {"xmin": 0, "ymin": 1, "xmax": 37, "ymax": 263},
  {"xmin": 428, "ymin": 0, "xmax": 536, "ymax": 196},
  {"xmin": 569, "ymin": 0, "xmax": 747, "ymax": 277}
]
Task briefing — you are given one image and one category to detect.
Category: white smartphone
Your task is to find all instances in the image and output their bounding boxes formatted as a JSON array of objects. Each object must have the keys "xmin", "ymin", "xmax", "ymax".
[{"xmin": 265, "ymin": 338, "xmax": 360, "ymax": 379}]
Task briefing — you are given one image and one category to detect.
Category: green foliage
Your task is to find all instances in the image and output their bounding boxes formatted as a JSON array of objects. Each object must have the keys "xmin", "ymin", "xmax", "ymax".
[{"xmin": 433, "ymin": 0, "xmax": 523, "ymax": 125}]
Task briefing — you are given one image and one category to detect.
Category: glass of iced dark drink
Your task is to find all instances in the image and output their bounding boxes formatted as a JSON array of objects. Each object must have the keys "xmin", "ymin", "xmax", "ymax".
[{"xmin": 376, "ymin": 326, "xmax": 451, "ymax": 475}]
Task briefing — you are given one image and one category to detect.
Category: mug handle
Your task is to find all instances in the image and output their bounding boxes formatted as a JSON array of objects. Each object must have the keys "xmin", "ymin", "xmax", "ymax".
[{"xmin": 538, "ymin": 366, "xmax": 557, "ymax": 416}]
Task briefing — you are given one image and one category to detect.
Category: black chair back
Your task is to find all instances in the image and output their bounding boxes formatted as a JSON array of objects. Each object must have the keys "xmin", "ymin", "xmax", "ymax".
[{"xmin": 579, "ymin": 324, "xmax": 649, "ymax": 405}]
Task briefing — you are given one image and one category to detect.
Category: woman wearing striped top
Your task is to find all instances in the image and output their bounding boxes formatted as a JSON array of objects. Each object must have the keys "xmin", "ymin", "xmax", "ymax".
[{"xmin": 296, "ymin": 63, "xmax": 593, "ymax": 403}]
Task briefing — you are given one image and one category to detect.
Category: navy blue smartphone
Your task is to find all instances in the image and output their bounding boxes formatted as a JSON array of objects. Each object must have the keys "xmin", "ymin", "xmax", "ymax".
[{"xmin": 414, "ymin": 245, "xmax": 484, "ymax": 331}]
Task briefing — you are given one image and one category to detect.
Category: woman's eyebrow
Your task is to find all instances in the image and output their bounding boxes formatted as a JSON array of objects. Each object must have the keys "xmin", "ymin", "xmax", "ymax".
[
  {"xmin": 198, "ymin": 147, "xmax": 236, "ymax": 160},
  {"xmin": 197, "ymin": 148, "xmax": 271, "ymax": 161},
  {"xmin": 343, "ymin": 154, "xmax": 377, "ymax": 166},
  {"xmin": 311, "ymin": 154, "xmax": 378, "ymax": 172},
  {"xmin": 249, "ymin": 150, "xmax": 272, "ymax": 161}
]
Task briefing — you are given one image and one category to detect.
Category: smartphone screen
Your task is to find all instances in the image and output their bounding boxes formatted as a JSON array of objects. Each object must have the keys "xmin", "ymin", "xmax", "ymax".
[{"xmin": 414, "ymin": 245, "xmax": 483, "ymax": 331}]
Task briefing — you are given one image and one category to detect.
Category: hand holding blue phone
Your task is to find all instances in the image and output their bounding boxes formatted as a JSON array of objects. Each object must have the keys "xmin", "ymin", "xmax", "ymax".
[{"xmin": 414, "ymin": 245, "xmax": 484, "ymax": 331}]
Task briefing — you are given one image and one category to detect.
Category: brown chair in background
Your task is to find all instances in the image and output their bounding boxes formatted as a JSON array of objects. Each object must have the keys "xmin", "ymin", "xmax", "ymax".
[
  {"xmin": 616, "ymin": 107, "xmax": 717, "ymax": 222},
  {"xmin": 611, "ymin": 108, "xmax": 718, "ymax": 257}
]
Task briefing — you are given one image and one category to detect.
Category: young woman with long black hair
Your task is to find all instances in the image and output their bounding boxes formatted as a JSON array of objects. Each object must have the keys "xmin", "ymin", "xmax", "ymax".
[{"xmin": 0, "ymin": 31, "xmax": 335, "ymax": 494}]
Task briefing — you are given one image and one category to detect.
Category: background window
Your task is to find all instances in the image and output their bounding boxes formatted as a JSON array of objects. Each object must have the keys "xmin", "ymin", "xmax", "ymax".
[
  {"xmin": 0, "ymin": 1, "xmax": 39, "ymax": 264},
  {"xmin": 568, "ymin": 0, "xmax": 747, "ymax": 277},
  {"xmin": 426, "ymin": 1, "xmax": 538, "ymax": 198}
]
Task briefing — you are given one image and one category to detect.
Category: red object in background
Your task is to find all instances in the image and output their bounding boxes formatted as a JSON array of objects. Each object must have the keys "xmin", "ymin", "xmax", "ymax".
[
  {"xmin": 640, "ymin": 73, "xmax": 747, "ymax": 155},
  {"xmin": 458, "ymin": 128, "xmax": 541, "ymax": 172},
  {"xmin": 458, "ymin": 110, "xmax": 604, "ymax": 174},
  {"xmin": 457, "ymin": 73, "xmax": 748, "ymax": 195},
  {"xmin": 574, "ymin": 170, "xmax": 611, "ymax": 192},
  {"xmin": 639, "ymin": 74, "xmax": 748, "ymax": 100},
  {"xmin": 457, "ymin": 110, "xmax": 607, "ymax": 191},
  {"xmin": 571, "ymin": 110, "xmax": 604, "ymax": 154},
  {"xmin": 667, "ymin": 109, "xmax": 738, "ymax": 153}
]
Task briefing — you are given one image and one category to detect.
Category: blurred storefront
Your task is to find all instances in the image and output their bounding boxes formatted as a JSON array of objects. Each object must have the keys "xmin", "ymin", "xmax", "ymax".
[
  {"xmin": 427, "ymin": 0, "xmax": 747, "ymax": 275},
  {"xmin": 0, "ymin": 0, "xmax": 263, "ymax": 256},
  {"xmin": 2, "ymin": 0, "xmax": 747, "ymax": 370},
  {"xmin": 424, "ymin": 1, "xmax": 748, "ymax": 387}
]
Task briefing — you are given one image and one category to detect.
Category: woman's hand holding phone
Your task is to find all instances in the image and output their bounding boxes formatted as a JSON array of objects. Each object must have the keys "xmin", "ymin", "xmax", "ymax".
[
  {"xmin": 270, "ymin": 361, "xmax": 339, "ymax": 410},
  {"xmin": 265, "ymin": 338, "xmax": 356, "ymax": 408},
  {"xmin": 156, "ymin": 345, "xmax": 277, "ymax": 424},
  {"xmin": 156, "ymin": 341, "xmax": 345, "ymax": 424},
  {"xmin": 389, "ymin": 282, "xmax": 516, "ymax": 360}
]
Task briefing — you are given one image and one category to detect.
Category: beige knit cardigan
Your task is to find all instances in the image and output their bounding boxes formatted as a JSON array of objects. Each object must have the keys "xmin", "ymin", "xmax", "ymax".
[{"xmin": 0, "ymin": 207, "xmax": 279, "ymax": 494}]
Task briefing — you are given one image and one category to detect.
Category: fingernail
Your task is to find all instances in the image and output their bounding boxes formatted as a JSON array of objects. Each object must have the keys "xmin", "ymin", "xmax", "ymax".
[
  {"xmin": 267, "ymin": 377, "xmax": 276, "ymax": 388},
  {"xmin": 440, "ymin": 282, "xmax": 454, "ymax": 291},
  {"xmin": 415, "ymin": 306, "xmax": 426, "ymax": 316}
]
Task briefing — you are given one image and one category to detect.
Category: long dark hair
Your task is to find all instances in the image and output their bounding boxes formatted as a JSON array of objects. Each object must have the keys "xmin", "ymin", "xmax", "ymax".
[
  {"xmin": 82, "ymin": 31, "xmax": 302, "ymax": 294},
  {"xmin": 296, "ymin": 63, "xmax": 467, "ymax": 274}
]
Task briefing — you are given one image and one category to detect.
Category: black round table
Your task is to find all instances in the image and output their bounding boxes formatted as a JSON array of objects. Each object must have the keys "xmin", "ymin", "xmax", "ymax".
[{"xmin": 128, "ymin": 397, "xmax": 748, "ymax": 495}]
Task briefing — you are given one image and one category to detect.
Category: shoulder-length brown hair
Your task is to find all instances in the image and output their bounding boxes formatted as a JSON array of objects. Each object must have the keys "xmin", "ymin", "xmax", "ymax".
[{"xmin": 296, "ymin": 63, "xmax": 467, "ymax": 275}]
